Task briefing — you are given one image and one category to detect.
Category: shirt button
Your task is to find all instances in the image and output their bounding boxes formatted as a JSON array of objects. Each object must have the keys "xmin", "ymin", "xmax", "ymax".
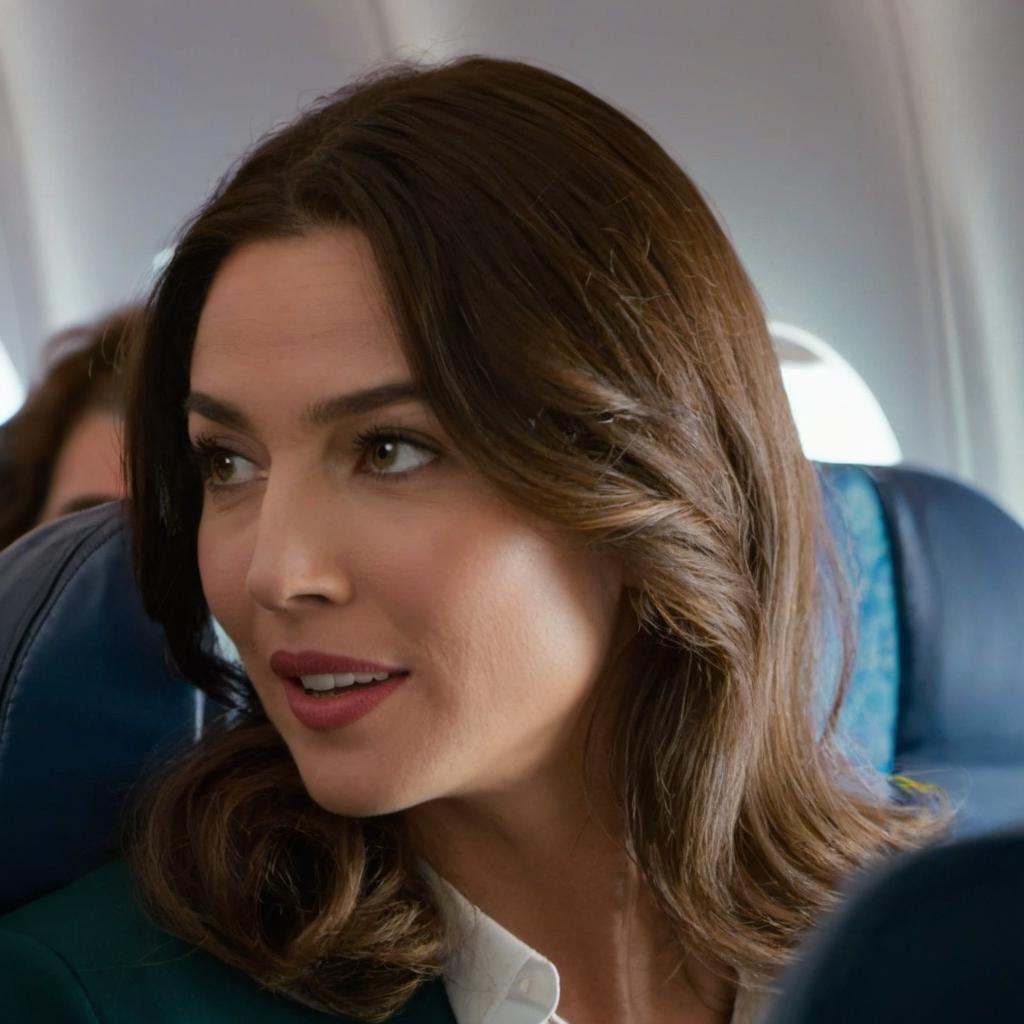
[{"xmin": 518, "ymin": 975, "xmax": 533, "ymax": 995}]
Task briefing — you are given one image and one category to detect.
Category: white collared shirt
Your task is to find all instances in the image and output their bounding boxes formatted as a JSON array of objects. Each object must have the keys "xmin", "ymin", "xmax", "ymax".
[{"xmin": 417, "ymin": 858, "xmax": 772, "ymax": 1024}]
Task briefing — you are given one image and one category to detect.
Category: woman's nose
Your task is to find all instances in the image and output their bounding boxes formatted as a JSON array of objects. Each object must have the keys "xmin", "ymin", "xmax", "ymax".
[{"xmin": 244, "ymin": 474, "xmax": 354, "ymax": 613}]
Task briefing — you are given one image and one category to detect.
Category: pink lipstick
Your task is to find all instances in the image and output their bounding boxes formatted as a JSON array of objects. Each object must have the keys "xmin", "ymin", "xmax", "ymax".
[{"xmin": 270, "ymin": 650, "xmax": 411, "ymax": 731}]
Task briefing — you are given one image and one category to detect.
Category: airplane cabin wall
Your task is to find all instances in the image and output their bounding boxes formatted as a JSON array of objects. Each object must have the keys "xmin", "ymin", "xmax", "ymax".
[
  {"xmin": 890, "ymin": 0, "xmax": 1024, "ymax": 523},
  {"xmin": 0, "ymin": 0, "xmax": 1020, "ymax": 517}
]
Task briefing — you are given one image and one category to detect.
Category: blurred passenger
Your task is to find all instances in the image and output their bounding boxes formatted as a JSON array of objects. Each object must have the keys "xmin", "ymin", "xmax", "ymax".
[{"xmin": 0, "ymin": 307, "xmax": 135, "ymax": 549}]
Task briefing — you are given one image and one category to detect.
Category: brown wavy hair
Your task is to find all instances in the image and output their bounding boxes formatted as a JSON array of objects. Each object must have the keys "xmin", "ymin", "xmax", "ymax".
[
  {"xmin": 0, "ymin": 306, "xmax": 138, "ymax": 549},
  {"xmin": 118, "ymin": 56, "xmax": 944, "ymax": 1021}
]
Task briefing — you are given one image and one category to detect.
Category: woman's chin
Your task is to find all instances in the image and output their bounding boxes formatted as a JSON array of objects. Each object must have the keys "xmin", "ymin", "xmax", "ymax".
[{"xmin": 297, "ymin": 764, "xmax": 420, "ymax": 819}]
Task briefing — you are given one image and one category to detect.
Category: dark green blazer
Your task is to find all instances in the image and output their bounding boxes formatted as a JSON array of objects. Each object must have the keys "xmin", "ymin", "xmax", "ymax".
[{"xmin": 0, "ymin": 859, "xmax": 457, "ymax": 1022}]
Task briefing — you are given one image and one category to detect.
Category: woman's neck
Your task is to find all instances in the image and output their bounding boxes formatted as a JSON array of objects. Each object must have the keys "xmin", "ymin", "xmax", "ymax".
[{"xmin": 403, "ymin": 769, "xmax": 735, "ymax": 1023}]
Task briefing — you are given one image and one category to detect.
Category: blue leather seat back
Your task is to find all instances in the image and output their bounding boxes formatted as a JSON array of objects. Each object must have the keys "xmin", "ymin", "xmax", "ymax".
[
  {"xmin": 0, "ymin": 503, "xmax": 210, "ymax": 913},
  {"xmin": 865, "ymin": 465, "xmax": 1024, "ymax": 835}
]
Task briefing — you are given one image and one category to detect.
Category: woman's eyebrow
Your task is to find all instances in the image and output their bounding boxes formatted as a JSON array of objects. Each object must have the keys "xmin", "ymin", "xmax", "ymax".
[{"xmin": 182, "ymin": 381, "xmax": 424, "ymax": 431}]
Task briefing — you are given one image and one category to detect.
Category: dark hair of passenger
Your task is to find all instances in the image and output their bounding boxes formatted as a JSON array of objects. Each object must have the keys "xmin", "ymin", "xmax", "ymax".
[
  {"xmin": 0, "ymin": 307, "xmax": 135, "ymax": 550},
  {"xmin": 118, "ymin": 56, "xmax": 946, "ymax": 1021}
]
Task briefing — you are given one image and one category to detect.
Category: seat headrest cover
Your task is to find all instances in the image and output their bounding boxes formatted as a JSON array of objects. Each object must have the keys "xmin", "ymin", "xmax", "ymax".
[{"xmin": 817, "ymin": 463, "xmax": 901, "ymax": 776}]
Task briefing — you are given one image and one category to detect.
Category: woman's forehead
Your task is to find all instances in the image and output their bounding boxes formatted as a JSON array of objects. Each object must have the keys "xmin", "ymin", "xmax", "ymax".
[{"xmin": 191, "ymin": 232, "xmax": 403, "ymax": 379}]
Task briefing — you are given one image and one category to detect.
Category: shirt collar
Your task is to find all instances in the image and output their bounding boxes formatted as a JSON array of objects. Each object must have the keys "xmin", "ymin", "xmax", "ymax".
[
  {"xmin": 417, "ymin": 857, "xmax": 564, "ymax": 1024},
  {"xmin": 416, "ymin": 857, "xmax": 772, "ymax": 1024}
]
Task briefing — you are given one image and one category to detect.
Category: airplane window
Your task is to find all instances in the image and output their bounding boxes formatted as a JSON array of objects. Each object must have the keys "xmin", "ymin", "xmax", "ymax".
[
  {"xmin": 0, "ymin": 339, "xmax": 25, "ymax": 425},
  {"xmin": 770, "ymin": 321, "xmax": 901, "ymax": 466}
]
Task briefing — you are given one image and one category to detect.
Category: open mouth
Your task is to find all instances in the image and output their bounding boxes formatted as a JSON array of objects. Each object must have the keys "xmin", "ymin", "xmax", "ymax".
[
  {"xmin": 289, "ymin": 673, "xmax": 408, "ymax": 698},
  {"xmin": 280, "ymin": 671, "xmax": 411, "ymax": 729}
]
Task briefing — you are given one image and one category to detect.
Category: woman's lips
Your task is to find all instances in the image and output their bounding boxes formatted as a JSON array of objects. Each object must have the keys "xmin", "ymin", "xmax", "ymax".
[{"xmin": 281, "ymin": 672, "xmax": 411, "ymax": 730}]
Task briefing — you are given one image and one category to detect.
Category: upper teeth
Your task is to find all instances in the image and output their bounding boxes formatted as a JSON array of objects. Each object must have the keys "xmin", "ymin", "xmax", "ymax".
[{"xmin": 299, "ymin": 672, "xmax": 393, "ymax": 691}]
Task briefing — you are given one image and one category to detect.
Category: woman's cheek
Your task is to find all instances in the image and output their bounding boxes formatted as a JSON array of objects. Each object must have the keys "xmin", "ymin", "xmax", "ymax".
[{"xmin": 197, "ymin": 510, "xmax": 249, "ymax": 644}]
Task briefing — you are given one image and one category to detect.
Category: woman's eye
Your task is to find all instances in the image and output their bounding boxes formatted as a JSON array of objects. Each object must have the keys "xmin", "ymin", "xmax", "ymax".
[
  {"xmin": 354, "ymin": 427, "xmax": 439, "ymax": 481},
  {"xmin": 186, "ymin": 427, "xmax": 438, "ymax": 493},
  {"xmin": 188, "ymin": 438, "xmax": 259, "ymax": 490},
  {"xmin": 209, "ymin": 451, "xmax": 258, "ymax": 487}
]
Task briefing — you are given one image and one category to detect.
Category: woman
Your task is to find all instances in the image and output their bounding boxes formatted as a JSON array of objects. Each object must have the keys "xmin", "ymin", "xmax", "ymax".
[
  {"xmin": 0, "ymin": 57, "xmax": 942, "ymax": 1023},
  {"xmin": 0, "ymin": 306, "xmax": 134, "ymax": 549}
]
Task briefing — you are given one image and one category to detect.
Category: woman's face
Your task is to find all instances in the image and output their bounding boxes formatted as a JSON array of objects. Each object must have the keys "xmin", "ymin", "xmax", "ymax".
[{"xmin": 188, "ymin": 228, "xmax": 629, "ymax": 817}]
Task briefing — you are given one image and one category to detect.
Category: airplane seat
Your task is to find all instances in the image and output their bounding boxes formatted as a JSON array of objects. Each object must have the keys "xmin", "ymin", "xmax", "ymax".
[
  {"xmin": 1, "ymin": 463, "xmax": 1023, "ymax": 915},
  {"xmin": 0, "ymin": 502, "xmax": 229, "ymax": 915},
  {"xmin": 853, "ymin": 463, "xmax": 1024, "ymax": 834}
]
